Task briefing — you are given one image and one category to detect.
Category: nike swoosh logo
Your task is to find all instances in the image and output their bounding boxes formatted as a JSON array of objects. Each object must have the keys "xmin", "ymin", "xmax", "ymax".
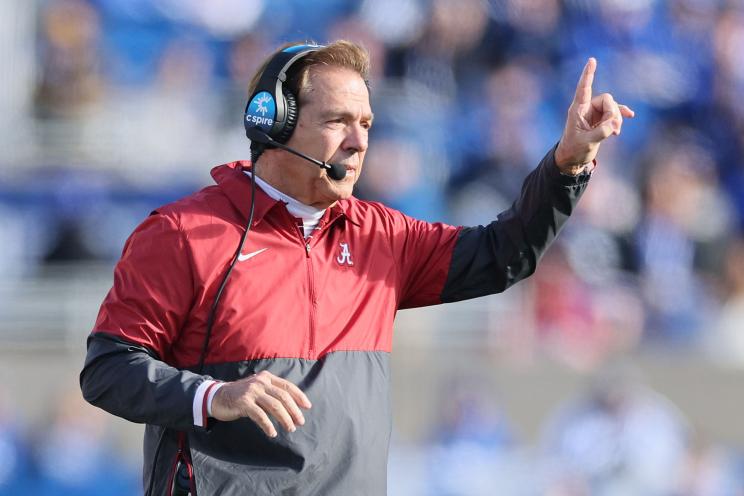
[{"xmin": 238, "ymin": 248, "xmax": 268, "ymax": 262}]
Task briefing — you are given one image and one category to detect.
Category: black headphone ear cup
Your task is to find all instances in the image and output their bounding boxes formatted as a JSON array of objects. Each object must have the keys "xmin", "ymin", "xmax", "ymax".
[{"xmin": 275, "ymin": 89, "xmax": 298, "ymax": 144}]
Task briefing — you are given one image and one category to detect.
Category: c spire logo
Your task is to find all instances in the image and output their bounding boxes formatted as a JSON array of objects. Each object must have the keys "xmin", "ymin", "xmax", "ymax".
[
  {"xmin": 254, "ymin": 94, "xmax": 272, "ymax": 115},
  {"xmin": 245, "ymin": 91, "xmax": 276, "ymax": 132}
]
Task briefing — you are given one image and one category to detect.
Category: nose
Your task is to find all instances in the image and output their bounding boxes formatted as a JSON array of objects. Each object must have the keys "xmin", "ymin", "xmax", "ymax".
[{"xmin": 342, "ymin": 123, "xmax": 368, "ymax": 154}]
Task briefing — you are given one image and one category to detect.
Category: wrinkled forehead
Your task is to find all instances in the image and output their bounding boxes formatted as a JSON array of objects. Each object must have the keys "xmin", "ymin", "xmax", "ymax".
[{"xmin": 299, "ymin": 65, "xmax": 370, "ymax": 107}]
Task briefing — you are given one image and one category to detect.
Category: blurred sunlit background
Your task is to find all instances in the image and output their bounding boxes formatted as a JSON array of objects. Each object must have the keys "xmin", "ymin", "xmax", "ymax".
[{"xmin": 2, "ymin": 0, "xmax": 744, "ymax": 494}]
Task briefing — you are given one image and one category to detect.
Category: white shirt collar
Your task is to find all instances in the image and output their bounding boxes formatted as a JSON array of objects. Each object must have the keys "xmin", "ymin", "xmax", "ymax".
[{"xmin": 245, "ymin": 171, "xmax": 325, "ymax": 236}]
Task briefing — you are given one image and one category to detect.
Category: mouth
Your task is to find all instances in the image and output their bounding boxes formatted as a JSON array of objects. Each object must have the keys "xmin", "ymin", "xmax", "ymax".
[
  {"xmin": 332, "ymin": 163, "xmax": 356, "ymax": 179},
  {"xmin": 326, "ymin": 156, "xmax": 358, "ymax": 181}
]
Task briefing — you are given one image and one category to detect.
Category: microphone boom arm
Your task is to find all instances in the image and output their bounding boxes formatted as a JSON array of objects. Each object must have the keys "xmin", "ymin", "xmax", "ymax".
[{"xmin": 246, "ymin": 127, "xmax": 346, "ymax": 181}]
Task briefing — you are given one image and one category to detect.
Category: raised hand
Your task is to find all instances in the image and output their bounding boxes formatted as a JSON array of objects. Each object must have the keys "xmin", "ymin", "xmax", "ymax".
[
  {"xmin": 554, "ymin": 58, "xmax": 635, "ymax": 175},
  {"xmin": 211, "ymin": 370, "xmax": 312, "ymax": 438}
]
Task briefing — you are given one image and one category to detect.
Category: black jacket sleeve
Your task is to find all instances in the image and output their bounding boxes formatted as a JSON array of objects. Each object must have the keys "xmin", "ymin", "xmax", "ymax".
[
  {"xmin": 80, "ymin": 332, "xmax": 208, "ymax": 430},
  {"xmin": 440, "ymin": 145, "xmax": 590, "ymax": 302}
]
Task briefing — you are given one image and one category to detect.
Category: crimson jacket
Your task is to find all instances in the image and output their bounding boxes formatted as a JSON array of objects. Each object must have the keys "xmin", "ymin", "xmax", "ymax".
[{"xmin": 80, "ymin": 146, "xmax": 589, "ymax": 495}]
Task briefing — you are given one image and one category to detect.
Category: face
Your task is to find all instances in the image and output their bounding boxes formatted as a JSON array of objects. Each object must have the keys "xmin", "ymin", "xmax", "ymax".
[{"xmin": 261, "ymin": 65, "xmax": 373, "ymax": 209}]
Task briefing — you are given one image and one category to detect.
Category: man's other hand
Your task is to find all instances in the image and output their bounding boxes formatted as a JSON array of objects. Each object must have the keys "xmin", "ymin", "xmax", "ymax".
[
  {"xmin": 555, "ymin": 57, "xmax": 635, "ymax": 175},
  {"xmin": 211, "ymin": 370, "xmax": 312, "ymax": 438}
]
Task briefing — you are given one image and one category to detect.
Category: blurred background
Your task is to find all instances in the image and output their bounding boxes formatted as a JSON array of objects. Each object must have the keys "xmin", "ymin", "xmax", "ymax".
[{"xmin": 2, "ymin": 0, "xmax": 744, "ymax": 494}]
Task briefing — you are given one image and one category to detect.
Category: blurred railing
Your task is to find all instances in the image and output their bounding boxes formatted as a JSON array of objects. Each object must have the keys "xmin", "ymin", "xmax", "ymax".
[
  {"xmin": 0, "ymin": 263, "xmax": 530, "ymax": 350},
  {"xmin": 0, "ymin": 264, "xmax": 113, "ymax": 349}
]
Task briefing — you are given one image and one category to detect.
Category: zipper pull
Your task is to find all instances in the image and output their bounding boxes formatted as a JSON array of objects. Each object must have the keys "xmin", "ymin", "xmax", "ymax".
[{"xmin": 305, "ymin": 243, "xmax": 311, "ymax": 255}]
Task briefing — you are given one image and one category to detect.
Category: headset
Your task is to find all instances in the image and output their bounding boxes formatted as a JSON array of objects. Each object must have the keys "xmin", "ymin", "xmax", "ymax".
[{"xmin": 244, "ymin": 44, "xmax": 325, "ymax": 161}]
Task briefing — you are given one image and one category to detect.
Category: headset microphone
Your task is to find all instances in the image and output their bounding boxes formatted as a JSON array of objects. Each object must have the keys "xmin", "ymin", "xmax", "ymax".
[{"xmin": 246, "ymin": 127, "xmax": 347, "ymax": 181}]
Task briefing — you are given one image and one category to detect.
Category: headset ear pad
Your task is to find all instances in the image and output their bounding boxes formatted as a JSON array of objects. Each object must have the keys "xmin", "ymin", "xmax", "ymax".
[
  {"xmin": 274, "ymin": 89, "xmax": 298, "ymax": 143},
  {"xmin": 275, "ymin": 88, "xmax": 298, "ymax": 144}
]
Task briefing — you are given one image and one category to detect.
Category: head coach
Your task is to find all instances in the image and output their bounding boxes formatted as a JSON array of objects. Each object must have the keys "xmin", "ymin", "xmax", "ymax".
[{"xmin": 80, "ymin": 40, "xmax": 633, "ymax": 495}]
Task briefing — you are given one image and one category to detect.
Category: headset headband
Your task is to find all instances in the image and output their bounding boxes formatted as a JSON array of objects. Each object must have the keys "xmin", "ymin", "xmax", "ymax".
[{"xmin": 244, "ymin": 43, "xmax": 325, "ymax": 150}]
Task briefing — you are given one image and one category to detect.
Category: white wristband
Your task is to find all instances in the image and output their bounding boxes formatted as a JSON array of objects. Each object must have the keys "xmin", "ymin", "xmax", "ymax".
[
  {"xmin": 193, "ymin": 380, "xmax": 223, "ymax": 427},
  {"xmin": 207, "ymin": 382, "xmax": 224, "ymax": 417}
]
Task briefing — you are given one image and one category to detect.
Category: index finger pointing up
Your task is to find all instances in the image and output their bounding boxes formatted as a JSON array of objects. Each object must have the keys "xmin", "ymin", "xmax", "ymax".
[{"xmin": 573, "ymin": 57, "xmax": 597, "ymax": 105}]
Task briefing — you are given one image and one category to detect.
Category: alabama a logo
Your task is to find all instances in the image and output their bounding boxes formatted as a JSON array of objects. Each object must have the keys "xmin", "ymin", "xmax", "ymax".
[{"xmin": 336, "ymin": 242, "xmax": 353, "ymax": 266}]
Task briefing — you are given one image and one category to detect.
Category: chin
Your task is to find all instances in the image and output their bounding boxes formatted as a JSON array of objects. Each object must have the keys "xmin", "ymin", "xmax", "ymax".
[
  {"xmin": 323, "ymin": 175, "xmax": 354, "ymax": 194},
  {"xmin": 333, "ymin": 186, "xmax": 354, "ymax": 200}
]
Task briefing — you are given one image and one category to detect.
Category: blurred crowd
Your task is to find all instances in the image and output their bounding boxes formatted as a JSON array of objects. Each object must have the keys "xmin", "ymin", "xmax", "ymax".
[
  {"xmin": 392, "ymin": 366, "xmax": 744, "ymax": 495},
  {"xmin": 2, "ymin": 0, "xmax": 744, "ymax": 361},
  {"xmin": 0, "ymin": 0, "xmax": 744, "ymax": 356},
  {"xmin": 2, "ymin": 0, "xmax": 744, "ymax": 493},
  {"xmin": 0, "ymin": 387, "xmax": 139, "ymax": 495},
  {"xmin": 3, "ymin": 366, "xmax": 744, "ymax": 495}
]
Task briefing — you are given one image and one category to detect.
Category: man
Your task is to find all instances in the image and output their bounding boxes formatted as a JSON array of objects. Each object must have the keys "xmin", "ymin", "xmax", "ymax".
[{"xmin": 80, "ymin": 40, "xmax": 632, "ymax": 495}]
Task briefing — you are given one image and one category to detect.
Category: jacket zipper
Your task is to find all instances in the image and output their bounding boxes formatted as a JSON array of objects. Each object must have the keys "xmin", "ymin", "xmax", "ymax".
[
  {"xmin": 305, "ymin": 241, "xmax": 317, "ymax": 358},
  {"xmin": 168, "ymin": 432, "xmax": 194, "ymax": 496},
  {"xmin": 293, "ymin": 209, "xmax": 337, "ymax": 360}
]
